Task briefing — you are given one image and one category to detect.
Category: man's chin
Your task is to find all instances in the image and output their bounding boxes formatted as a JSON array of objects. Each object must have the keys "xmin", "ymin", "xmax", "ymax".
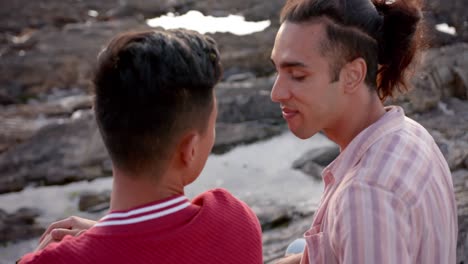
[{"xmin": 290, "ymin": 127, "xmax": 316, "ymax": 140}]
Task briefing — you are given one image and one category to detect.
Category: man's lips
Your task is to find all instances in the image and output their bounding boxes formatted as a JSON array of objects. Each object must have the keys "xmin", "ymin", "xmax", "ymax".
[{"xmin": 281, "ymin": 107, "xmax": 299, "ymax": 120}]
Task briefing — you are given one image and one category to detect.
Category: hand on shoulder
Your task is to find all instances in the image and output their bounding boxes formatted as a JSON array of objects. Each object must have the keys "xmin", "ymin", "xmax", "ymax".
[{"xmin": 37, "ymin": 216, "xmax": 97, "ymax": 251}]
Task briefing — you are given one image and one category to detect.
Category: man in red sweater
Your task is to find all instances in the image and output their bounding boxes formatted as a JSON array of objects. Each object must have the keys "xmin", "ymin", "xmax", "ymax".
[{"xmin": 18, "ymin": 29, "xmax": 263, "ymax": 264}]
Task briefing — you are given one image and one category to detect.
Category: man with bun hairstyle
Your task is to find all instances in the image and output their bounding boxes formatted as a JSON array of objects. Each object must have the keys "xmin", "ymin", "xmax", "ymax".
[
  {"xmin": 18, "ymin": 29, "xmax": 263, "ymax": 264},
  {"xmin": 272, "ymin": 0, "xmax": 457, "ymax": 263}
]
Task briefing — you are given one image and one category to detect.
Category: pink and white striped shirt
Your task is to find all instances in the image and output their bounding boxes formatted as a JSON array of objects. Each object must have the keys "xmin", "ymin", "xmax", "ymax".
[{"xmin": 301, "ymin": 106, "xmax": 458, "ymax": 264}]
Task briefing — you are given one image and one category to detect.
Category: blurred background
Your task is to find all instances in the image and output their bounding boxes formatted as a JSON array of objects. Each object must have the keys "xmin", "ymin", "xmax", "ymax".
[{"xmin": 0, "ymin": 0, "xmax": 467, "ymax": 263}]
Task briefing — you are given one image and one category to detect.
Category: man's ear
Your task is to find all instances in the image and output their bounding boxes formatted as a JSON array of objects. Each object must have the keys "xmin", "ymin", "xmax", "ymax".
[
  {"xmin": 178, "ymin": 132, "xmax": 200, "ymax": 167},
  {"xmin": 340, "ymin": 57, "xmax": 367, "ymax": 94}
]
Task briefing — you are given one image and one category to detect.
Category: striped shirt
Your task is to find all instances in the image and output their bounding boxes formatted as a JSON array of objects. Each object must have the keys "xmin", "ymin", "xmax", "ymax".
[{"xmin": 301, "ymin": 106, "xmax": 458, "ymax": 264}]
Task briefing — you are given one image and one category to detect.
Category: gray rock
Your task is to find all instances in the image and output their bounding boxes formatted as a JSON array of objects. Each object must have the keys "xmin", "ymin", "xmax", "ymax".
[
  {"xmin": 1, "ymin": 3, "xmax": 280, "ymax": 103},
  {"xmin": 0, "ymin": 90, "xmax": 16, "ymax": 105},
  {"xmin": 209, "ymin": 26, "xmax": 277, "ymax": 78},
  {"xmin": 453, "ymin": 169, "xmax": 468, "ymax": 263},
  {"xmin": 213, "ymin": 121, "xmax": 285, "ymax": 154},
  {"xmin": 117, "ymin": 0, "xmax": 195, "ymax": 18},
  {"xmin": 252, "ymin": 203, "xmax": 293, "ymax": 231},
  {"xmin": 0, "ymin": 94, "xmax": 93, "ymax": 154},
  {"xmin": 0, "ymin": 18, "xmax": 152, "ymax": 103},
  {"xmin": 415, "ymin": 97, "xmax": 468, "ymax": 140},
  {"xmin": 180, "ymin": 0, "xmax": 283, "ymax": 22},
  {"xmin": 217, "ymin": 77, "xmax": 281, "ymax": 123},
  {"xmin": 293, "ymin": 162, "xmax": 324, "ymax": 181},
  {"xmin": 262, "ymin": 215, "xmax": 313, "ymax": 263},
  {"xmin": 388, "ymin": 43, "xmax": 468, "ymax": 114},
  {"xmin": 0, "ymin": 0, "xmax": 120, "ymax": 33},
  {"xmin": 0, "ymin": 110, "xmax": 110, "ymax": 194},
  {"xmin": 0, "ymin": 94, "xmax": 92, "ymax": 119},
  {"xmin": 0, "ymin": 208, "xmax": 44, "ymax": 243},
  {"xmin": 224, "ymin": 72, "xmax": 256, "ymax": 82},
  {"xmin": 293, "ymin": 145, "xmax": 340, "ymax": 168},
  {"xmin": 0, "ymin": 117, "xmax": 64, "ymax": 154},
  {"xmin": 0, "ymin": 95, "xmax": 90, "ymax": 154},
  {"xmin": 292, "ymin": 145, "xmax": 340, "ymax": 180},
  {"xmin": 430, "ymin": 130, "xmax": 468, "ymax": 170},
  {"xmin": 425, "ymin": 0, "xmax": 468, "ymax": 43},
  {"xmin": 410, "ymin": 97, "xmax": 468, "ymax": 170},
  {"xmin": 78, "ymin": 190, "xmax": 111, "ymax": 213}
]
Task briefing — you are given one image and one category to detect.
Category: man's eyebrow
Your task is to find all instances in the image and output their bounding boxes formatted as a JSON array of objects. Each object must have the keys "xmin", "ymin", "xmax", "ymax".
[{"xmin": 271, "ymin": 59, "xmax": 307, "ymax": 69}]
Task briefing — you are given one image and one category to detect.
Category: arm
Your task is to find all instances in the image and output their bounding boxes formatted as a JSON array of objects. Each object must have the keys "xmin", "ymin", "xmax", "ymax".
[
  {"xmin": 36, "ymin": 216, "xmax": 97, "ymax": 251},
  {"xmin": 331, "ymin": 182, "xmax": 412, "ymax": 264}
]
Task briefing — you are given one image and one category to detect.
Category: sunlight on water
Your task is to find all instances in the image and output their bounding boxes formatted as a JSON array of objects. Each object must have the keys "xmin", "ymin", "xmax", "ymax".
[
  {"xmin": 435, "ymin": 23, "xmax": 457, "ymax": 36},
  {"xmin": 146, "ymin": 10, "xmax": 271, "ymax": 35}
]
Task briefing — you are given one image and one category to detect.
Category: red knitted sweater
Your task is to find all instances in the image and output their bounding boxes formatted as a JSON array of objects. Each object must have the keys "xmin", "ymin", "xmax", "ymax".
[{"xmin": 19, "ymin": 188, "xmax": 263, "ymax": 264}]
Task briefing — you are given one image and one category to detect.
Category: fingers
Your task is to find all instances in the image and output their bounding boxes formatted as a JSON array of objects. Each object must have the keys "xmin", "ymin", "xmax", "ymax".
[
  {"xmin": 50, "ymin": 228, "xmax": 82, "ymax": 241},
  {"xmin": 39, "ymin": 218, "xmax": 73, "ymax": 243},
  {"xmin": 36, "ymin": 216, "xmax": 97, "ymax": 251},
  {"xmin": 76, "ymin": 229, "xmax": 87, "ymax": 236},
  {"xmin": 35, "ymin": 228, "xmax": 85, "ymax": 252},
  {"xmin": 39, "ymin": 216, "xmax": 97, "ymax": 243},
  {"xmin": 35, "ymin": 234, "xmax": 53, "ymax": 251}
]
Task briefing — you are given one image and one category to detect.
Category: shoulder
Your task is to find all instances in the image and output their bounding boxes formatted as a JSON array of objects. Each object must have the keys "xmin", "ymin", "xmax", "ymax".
[
  {"xmin": 372, "ymin": 116, "xmax": 435, "ymax": 160},
  {"xmin": 192, "ymin": 188, "xmax": 237, "ymax": 202},
  {"xmin": 192, "ymin": 188, "xmax": 244, "ymax": 206},
  {"xmin": 193, "ymin": 188, "xmax": 254, "ymax": 215},
  {"xmin": 192, "ymin": 188, "xmax": 260, "ymax": 227},
  {"xmin": 350, "ymin": 117, "xmax": 444, "ymax": 205},
  {"xmin": 192, "ymin": 189, "xmax": 263, "ymax": 262}
]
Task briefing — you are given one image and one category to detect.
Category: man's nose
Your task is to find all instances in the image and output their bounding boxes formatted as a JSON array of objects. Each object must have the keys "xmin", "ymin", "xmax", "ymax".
[{"xmin": 270, "ymin": 76, "xmax": 290, "ymax": 103}]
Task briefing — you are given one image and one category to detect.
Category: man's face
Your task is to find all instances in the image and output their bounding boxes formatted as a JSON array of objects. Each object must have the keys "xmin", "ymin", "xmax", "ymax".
[{"xmin": 270, "ymin": 21, "xmax": 346, "ymax": 139}]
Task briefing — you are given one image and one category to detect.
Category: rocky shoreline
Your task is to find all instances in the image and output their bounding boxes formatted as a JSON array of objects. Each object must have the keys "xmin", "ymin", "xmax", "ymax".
[{"xmin": 1, "ymin": 0, "xmax": 468, "ymax": 262}]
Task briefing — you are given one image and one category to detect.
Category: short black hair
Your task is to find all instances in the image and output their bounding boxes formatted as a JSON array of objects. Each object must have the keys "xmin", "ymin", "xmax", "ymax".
[{"xmin": 93, "ymin": 29, "xmax": 222, "ymax": 174}]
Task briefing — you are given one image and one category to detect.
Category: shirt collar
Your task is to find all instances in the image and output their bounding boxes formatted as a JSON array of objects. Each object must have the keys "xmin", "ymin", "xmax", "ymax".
[
  {"xmin": 323, "ymin": 105, "xmax": 406, "ymax": 184},
  {"xmin": 96, "ymin": 195, "xmax": 190, "ymax": 227}
]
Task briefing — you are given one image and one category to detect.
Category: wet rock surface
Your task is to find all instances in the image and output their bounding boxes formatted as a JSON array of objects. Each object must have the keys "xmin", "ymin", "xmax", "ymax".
[
  {"xmin": 78, "ymin": 190, "xmax": 111, "ymax": 213},
  {"xmin": 0, "ymin": 208, "xmax": 44, "ymax": 244},
  {"xmin": 0, "ymin": 110, "xmax": 109, "ymax": 194},
  {"xmin": 0, "ymin": 79, "xmax": 286, "ymax": 194},
  {"xmin": 425, "ymin": 0, "xmax": 468, "ymax": 44},
  {"xmin": 292, "ymin": 145, "xmax": 340, "ymax": 180},
  {"xmin": 214, "ymin": 121, "xmax": 285, "ymax": 154},
  {"xmin": 453, "ymin": 170, "xmax": 468, "ymax": 264},
  {"xmin": 262, "ymin": 216, "xmax": 313, "ymax": 263}
]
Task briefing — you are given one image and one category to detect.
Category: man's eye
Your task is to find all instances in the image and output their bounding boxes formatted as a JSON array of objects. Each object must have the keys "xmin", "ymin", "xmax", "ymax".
[
  {"xmin": 291, "ymin": 74, "xmax": 306, "ymax": 81},
  {"xmin": 289, "ymin": 70, "xmax": 306, "ymax": 81}
]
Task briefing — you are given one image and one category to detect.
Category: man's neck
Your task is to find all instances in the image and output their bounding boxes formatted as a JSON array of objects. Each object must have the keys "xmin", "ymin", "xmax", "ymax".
[
  {"xmin": 325, "ymin": 90, "xmax": 386, "ymax": 151},
  {"xmin": 109, "ymin": 169, "xmax": 185, "ymax": 212}
]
